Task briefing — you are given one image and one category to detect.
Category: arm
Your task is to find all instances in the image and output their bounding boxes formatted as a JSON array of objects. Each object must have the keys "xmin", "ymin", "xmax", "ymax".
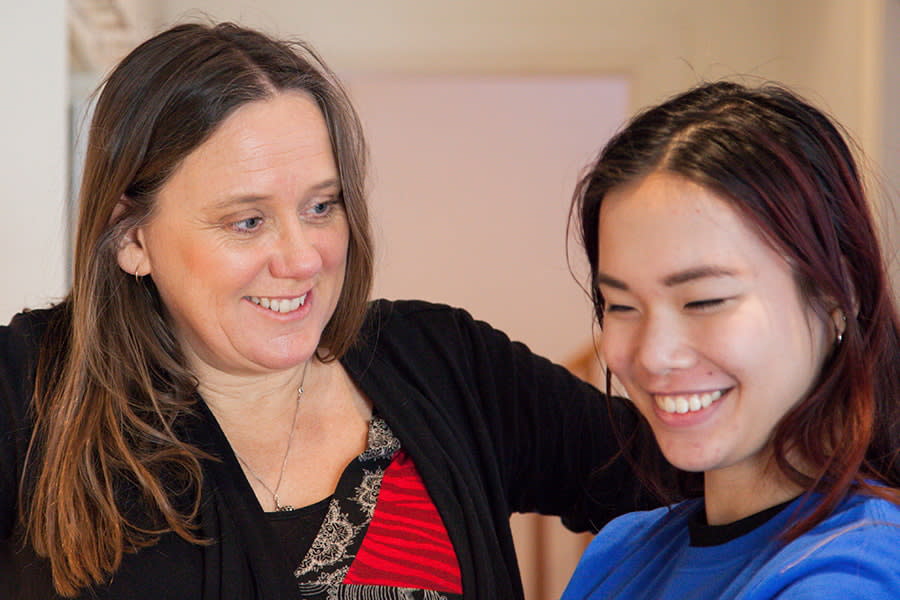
[
  {"xmin": 0, "ymin": 309, "xmax": 52, "ymax": 540},
  {"xmin": 751, "ymin": 509, "xmax": 900, "ymax": 600},
  {"xmin": 0, "ymin": 322, "xmax": 25, "ymax": 540},
  {"xmin": 359, "ymin": 300, "xmax": 650, "ymax": 532},
  {"xmin": 460, "ymin": 309, "xmax": 649, "ymax": 531}
]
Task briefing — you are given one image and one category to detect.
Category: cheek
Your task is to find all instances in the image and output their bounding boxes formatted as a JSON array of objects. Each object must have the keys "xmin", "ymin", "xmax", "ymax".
[
  {"xmin": 323, "ymin": 239, "xmax": 349, "ymax": 271},
  {"xmin": 158, "ymin": 238, "xmax": 266, "ymax": 297},
  {"xmin": 317, "ymin": 224, "xmax": 351, "ymax": 271},
  {"xmin": 695, "ymin": 308, "xmax": 772, "ymax": 373},
  {"xmin": 599, "ymin": 325, "xmax": 634, "ymax": 379}
]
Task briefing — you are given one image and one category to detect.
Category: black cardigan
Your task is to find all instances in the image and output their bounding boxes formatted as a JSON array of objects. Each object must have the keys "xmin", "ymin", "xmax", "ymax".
[{"xmin": 0, "ymin": 300, "xmax": 645, "ymax": 599}]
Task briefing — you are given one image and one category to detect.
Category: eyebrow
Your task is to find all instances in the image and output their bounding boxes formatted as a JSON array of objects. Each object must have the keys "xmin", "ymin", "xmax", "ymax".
[
  {"xmin": 211, "ymin": 178, "xmax": 341, "ymax": 210},
  {"xmin": 595, "ymin": 265, "xmax": 739, "ymax": 291}
]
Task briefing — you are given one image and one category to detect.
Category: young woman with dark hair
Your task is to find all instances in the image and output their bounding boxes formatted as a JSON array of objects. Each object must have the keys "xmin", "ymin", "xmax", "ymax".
[{"xmin": 563, "ymin": 81, "xmax": 900, "ymax": 599}]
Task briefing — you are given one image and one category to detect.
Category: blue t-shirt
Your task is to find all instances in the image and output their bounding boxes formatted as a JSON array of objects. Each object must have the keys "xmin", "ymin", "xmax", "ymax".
[{"xmin": 561, "ymin": 492, "xmax": 900, "ymax": 599}]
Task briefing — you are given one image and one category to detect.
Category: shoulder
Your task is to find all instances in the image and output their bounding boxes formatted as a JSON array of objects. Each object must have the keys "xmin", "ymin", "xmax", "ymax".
[
  {"xmin": 785, "ymin": 493, "xmax": 900, "ymax": 555},
  {"xmin": 750, "ymin": 494, "xmax": 900, "ymax": 599},
  {"xmin": 1, "ymin": 305, "xmax": 62, "ymax": 539},
  {"xmin": 0, "ymin": 306, "xmax": 59, "ymax": 395},
  {"xmin": 2, "ymin": 306, "xmax": 56, "ymax": 351},
  {"xmin": 582, "ymin": 500, "xmax": 696, "ymax": 560},
  {"xmin": 354, "ymin": 298, "xmax": 515, "ymax": 359},
  {"xmin": 361, "ymin": 299, "xmax": 479, "ymax": 334},
  {"xmin": 564, "ymin": 501, "xmax": 696, "ymax": 598}
]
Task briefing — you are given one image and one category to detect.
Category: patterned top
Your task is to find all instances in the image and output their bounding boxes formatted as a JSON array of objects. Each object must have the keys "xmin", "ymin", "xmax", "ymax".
[{"xmin": 267, "ymin": 417, "xmax": 463, "ymax": 600}]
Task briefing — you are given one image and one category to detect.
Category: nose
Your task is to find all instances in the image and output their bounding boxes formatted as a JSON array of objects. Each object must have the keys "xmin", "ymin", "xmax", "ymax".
[
  {"xmin": 269, "ymin": 222, "xmax": 323, "ymax": 279},
  {"xmin": 634, "ymin": 312, "xmax": 695, "ymax": 377}
]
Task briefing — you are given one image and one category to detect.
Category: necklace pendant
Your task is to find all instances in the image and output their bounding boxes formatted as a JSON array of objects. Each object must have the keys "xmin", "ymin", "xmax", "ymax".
[{"xmin": 273, "ymin": 495, "xmax": 294, "ymax": 512}]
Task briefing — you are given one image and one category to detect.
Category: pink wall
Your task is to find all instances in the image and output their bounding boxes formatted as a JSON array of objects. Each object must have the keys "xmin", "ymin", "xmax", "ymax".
[{"xmin": 347, "ymin": 75, "xmax": 629, "ymax": 362}]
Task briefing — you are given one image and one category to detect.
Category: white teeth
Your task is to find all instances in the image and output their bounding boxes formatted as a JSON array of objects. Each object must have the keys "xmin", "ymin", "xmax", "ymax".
[
  {"xmin": 248, "ymin": 294, "xmax": 308, "ymax": 314},
  {"xmin": 688, "ymin": 395, "xmax": 701, "ymax": 411},
  {"xmin": 655, "ymin": 390, "xmax": 723, "ymax": 415}
]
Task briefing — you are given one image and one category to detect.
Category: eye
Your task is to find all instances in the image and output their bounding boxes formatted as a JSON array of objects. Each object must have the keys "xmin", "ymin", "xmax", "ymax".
[
  {"xmin": 605, "ymin": 303, "xmax": 636, "ymax": 314},
  {"xmin": 305, "ymin": 196, "xmax": 341, "ymax": 220},
  {"xmin": 311, "ymin": 201, "xmax": 333, "ymax": 216},
  {"xmin": 232, "ymin": 216, "xmax": 263, "ymax": 233},
  {"xmin": 684, "ymin": 298, "xmax": 727, "ymax": 311}
]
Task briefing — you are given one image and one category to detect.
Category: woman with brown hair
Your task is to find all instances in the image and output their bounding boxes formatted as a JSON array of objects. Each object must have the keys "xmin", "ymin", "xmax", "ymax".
[
  {"xmin": 563, "ymin": 81, "xmax": 900, "ymax": 599},
  {"xmin": 0, "ymin": 22, "xmax": 646, "ymax": 600}
]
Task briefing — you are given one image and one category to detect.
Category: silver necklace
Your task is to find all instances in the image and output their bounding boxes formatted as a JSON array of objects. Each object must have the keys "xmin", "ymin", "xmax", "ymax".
[{"xmin": 234, "ymin": 360, "xmax": 309, "ymax": 512}]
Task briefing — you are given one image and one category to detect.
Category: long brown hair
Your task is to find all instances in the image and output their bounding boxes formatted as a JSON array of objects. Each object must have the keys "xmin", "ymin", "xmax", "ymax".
[
  {"xmin": 572, "ymin": 81, "xmax": 900, "ymax": 538},
  {"xmin": 24, "ymin": 22, "xmax": 373, "ymax": 596}
]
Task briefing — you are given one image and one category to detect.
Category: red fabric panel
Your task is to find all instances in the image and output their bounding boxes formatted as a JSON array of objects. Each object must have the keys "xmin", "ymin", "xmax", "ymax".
[{"xmin": 343, "ymin": 450, "xmax": 462, "ymax": 594}]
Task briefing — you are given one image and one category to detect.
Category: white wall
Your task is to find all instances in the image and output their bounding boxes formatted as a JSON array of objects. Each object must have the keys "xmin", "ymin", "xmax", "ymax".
[{"xmin": 0, "ymin": 2, "xmax": 68, "ymax": 321}]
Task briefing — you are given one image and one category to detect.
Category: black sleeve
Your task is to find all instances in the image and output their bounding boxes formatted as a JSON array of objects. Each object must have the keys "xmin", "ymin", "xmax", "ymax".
[
  {"xmin": 447, "ymin": 306, "xmax": 650, "ymax": 531},
  {"xmin": 358, "ymin": 300, "xmax": 652, "ymax": 534},
  {"xmin": 0, "ymin": 309, "xmax": 53, "ymax": 541},
  {"xmin": 1, "ymin": 320, "xmax": 29, "ymax": 540}
]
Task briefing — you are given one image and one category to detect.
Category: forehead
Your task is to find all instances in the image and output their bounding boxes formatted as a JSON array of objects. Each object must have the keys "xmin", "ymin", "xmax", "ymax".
[
  {"xmin": 166, "ymin": 91, "xmax": 337, "ymax": 195},
  {"xmin": 597, "ymin": 172, "xmax": 779, "ymax": 278}
]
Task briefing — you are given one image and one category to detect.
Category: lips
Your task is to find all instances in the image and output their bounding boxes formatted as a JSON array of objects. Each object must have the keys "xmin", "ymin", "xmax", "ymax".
[
  {"xmin": 653, "ymin": 389, "xmax": 725, "ymax": 414},
  {"xmin": 247, "ymin": 294, "xmax": 308, "ymax": 314}
]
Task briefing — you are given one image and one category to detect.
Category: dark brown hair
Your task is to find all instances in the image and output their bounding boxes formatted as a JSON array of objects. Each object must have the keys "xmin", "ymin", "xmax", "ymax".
[
  {"xmin": 572, "ymin": 81, "xmax": 900, "ymax": 538},
  {"xmin": 25, "ymin": 22, "xmax": 373, "ymax": 595}
]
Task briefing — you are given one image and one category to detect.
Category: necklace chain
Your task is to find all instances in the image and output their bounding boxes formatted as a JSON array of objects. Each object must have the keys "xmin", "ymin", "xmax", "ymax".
[{"xmin": 234, "ymin": 360, "xmax": 309, "ymax": 512}]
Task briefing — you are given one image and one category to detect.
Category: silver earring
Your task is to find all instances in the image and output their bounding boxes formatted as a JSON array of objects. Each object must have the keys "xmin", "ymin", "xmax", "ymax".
[{"xmin": 836, "ymin": 312, "xmax": 846, "ymax": 345}]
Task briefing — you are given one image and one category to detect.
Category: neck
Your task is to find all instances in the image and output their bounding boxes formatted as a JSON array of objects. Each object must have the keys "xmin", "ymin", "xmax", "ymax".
[
  {"xmin": 199, "ymin": 361, "xmax": 313, "ymax": 425},
  {"xmin": 703, "ymin": 456, "xmax": 804, "ymax": 525}
]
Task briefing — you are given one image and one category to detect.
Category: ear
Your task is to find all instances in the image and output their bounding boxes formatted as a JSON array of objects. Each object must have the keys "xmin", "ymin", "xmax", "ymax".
[
  {"xmin": 113, "ymin": 198, "xmax": 151, "ymax": 277},
  {"xmin": 838, "ymin": 256, "xmax": 860, "ymax": 319},
  {"xmin": 829, "ymin": 307, "xmax": 847, "ymax": 341}
]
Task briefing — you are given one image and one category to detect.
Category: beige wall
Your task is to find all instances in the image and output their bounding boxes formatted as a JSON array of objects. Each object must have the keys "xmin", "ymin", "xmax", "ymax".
[
  {"xmin": 882, "ymin": 0, "xmax": 900, "ymax": 301},
  {"xmin": 158, "ymin": 1, "xmax": 883, "ymax": 131},
  {"xmin": 2, "ymin": 1, "xmax": 894, "ymax": 323},
  {"xmin": 159, "ymin": 0, "xmax": 899, "ymax": 305}
]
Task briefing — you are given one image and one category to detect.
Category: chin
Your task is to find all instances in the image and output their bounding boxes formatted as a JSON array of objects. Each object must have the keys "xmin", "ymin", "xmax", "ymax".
[
  {"xmin": 660, "ymin": 448, "xmax": 720, "ymax": 474},
  {"xmin": 247, "ymin": 335, "xmax": 320, "ymax": 367},
  {"xmin": 239, "ymin": 347, "xmax": 313, "ymax": 373},
  {"xmin": 264, "ymin": 351, "xmax": 315, "ymax": 370}
]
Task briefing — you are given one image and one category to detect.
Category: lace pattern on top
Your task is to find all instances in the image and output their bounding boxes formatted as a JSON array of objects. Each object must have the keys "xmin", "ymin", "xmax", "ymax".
[{"xmin": 293, "ymin": 417, "xmax": 461, "ymax": 600}]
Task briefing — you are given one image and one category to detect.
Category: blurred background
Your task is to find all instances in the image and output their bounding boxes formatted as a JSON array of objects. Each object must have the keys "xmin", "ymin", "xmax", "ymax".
[{"xmin": 2, "ymin": 1, "xmax": 898, "ymax": 598}]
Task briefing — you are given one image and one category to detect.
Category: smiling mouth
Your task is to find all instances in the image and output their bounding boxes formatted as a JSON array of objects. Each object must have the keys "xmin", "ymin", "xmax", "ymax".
[
  {"xmin": 653, "ymin": 389, "xmax": 726, "ymax": 414},
  {"xmin": 247, "ymin": 294, "xmax": 308, "ymax": 314}
]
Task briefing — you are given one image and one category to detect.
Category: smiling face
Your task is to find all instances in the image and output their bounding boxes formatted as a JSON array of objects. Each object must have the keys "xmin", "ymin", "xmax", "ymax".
[
  {"xmin": 596, "ymin": 172, "xmax": 833, "ymax": 483},
  {"xmin": 118, "ymin": 91, "xmax": 349, "ymax": 378}
]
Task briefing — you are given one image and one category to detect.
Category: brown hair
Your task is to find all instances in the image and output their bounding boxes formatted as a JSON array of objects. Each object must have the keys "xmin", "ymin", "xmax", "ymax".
[
  {"xmin": 572, "ymin": 81, "xmax": 900, "ymax": 538},
  {"xmin": 24, "ymin": 22, "xmax": 373, "ymax": 595}
]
